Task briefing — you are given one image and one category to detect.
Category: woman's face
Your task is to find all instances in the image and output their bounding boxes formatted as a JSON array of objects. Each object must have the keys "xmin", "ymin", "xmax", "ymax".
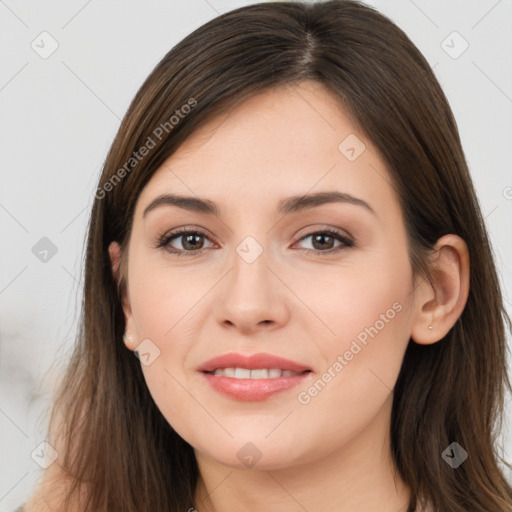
[{"xmin": 116, "ymin": 80, "xmax": 420, "ymax": 470}]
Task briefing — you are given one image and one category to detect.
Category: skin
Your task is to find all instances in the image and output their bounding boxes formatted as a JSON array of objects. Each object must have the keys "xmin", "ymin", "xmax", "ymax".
[{"xmin": 109, "ymin": 80, "xmax": 469, "ymax": 512}]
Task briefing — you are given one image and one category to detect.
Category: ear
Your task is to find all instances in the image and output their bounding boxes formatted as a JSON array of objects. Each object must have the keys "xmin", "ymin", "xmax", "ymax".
[
  {"xmin": 410, "ymin": 234, "xmax": 470, "ymax": 345},
  {"xmin": 108, "ymin": 241, "xmax": 137, "ymax": 351}
]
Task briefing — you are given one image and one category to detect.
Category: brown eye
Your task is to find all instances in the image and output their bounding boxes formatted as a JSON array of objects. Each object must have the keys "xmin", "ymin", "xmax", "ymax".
[
  {"xmin": 177, "ymin": 232, "xmax": 206, "ymax": 251},
  {"xmin": 157, "ymin": 229, "xmax": 214, "ymax": 256},
  {"xmin": 295, "ymin": 229, "xmax": 353, "ymax": 255}
]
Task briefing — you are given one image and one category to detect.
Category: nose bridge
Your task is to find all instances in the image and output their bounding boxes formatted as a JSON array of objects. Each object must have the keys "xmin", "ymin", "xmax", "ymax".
[
  {"xmin": 214, "ymin": 232, "xmax": 289, "ymax": 330},
  {"xmin": 229, "ymin": 233, "xmax": 273, "ymax": 300}
]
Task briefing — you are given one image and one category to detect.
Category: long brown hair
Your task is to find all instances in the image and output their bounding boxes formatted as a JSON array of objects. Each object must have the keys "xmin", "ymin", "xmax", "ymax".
[{"xmin": 38, "ymin": 1, "xmax": 512, "ymax": 510}]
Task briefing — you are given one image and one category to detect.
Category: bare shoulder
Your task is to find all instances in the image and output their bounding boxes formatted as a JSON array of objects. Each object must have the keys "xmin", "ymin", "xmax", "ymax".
[
  {"xmin": 23, "ymin": 462, "xmax": 82, "ymax": 512},
  {"xmin": 24, "ymin": 402, "xmax": 89, "ymax": 512}
]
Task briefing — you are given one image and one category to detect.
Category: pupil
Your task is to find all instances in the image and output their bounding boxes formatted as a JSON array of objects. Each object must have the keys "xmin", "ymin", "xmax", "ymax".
[
  {"xmin": 183, "ymin": 234, "xmax": 203, "ymax": 250},
  {"xmin": 313, "ymin": 234, "xmax": 333, "ymax": 250}
]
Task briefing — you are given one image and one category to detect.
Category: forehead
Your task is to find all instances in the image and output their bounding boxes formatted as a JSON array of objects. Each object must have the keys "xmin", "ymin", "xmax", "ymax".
[{"xmin": 135, "ymin": 81, "xmax": 399, "ymax": 221}]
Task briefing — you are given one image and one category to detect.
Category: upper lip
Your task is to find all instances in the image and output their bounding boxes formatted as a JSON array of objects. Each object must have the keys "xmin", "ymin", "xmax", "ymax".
[{"xmin": 197, "ymin": 353, "xmax": 312, "ymax": 373}]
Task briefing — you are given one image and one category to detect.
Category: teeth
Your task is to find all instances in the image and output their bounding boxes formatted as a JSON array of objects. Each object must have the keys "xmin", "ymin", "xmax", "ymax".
[
  {"xmin": 234, "ymin": 367, "xmax": 251, "ymax": 379},
  {"xmin": 250, "ymin": 369, "xmax": 269, "ymax": 379},
  {"xmin": 211, "ymin": 367, "xmax": 302, "ymax": 379},
  {"xmin": 223, "ymin": 367, "xmax": 236, "ymax": 378}
]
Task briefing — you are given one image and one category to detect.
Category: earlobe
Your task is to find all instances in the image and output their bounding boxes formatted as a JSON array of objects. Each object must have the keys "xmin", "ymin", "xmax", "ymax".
[
  {"xmin": 411, "ymin": 234, "xmax": 470, "ymax": 345},
  {"xmin": 122, "ymin": 329, "xmax": 137, "ymax": 351}
]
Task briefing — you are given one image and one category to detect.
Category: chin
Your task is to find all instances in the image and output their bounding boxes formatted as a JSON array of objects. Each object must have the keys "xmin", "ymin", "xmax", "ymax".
[{"xmin": 193, "ymin": 435, "xmax": 314, "ymax": 471}]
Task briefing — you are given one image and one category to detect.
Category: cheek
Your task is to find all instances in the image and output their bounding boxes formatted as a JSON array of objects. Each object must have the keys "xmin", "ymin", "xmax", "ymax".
[
  {"xmin": 288, "ymin": 280, "xmax": 411, "ymax": 461},
  {"xmin": 128, "ymin": 252, "xmax": 208, "ymax": 340},
  {"xmin": 294, "ymin": 253, "xmax": 412, "ymax": 408},
  {"xmin": 292, "ymin": 252, "xmax": 411, "ymax": 358},
  {"xmin": 306, "ymin": 295, "xmax": 409, "ymax": 410},
  {"xmin": 127, "ymin": 254, "xmax": 218, "ymax": 429}
]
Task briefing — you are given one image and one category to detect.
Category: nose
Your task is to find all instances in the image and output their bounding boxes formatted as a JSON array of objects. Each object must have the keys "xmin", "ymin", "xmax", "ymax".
[{"xmin": 214, "ymin": 242, "xmax": 291, "ymax": 335}]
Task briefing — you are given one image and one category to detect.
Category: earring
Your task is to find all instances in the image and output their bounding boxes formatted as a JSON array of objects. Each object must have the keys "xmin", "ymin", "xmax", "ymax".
[
  {"xmin": 123, "ymin": 330, "xmax": 132, "ymax": 342},
  {"xmin": 428, "ymin": 325, "xmax": 433, "ymax": 330}
]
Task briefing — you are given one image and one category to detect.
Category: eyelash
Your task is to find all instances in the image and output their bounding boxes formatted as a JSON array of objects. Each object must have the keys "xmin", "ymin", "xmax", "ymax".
[{"xmin": 156, "ymin": 227, "xmax": 354, "ymax": 257}]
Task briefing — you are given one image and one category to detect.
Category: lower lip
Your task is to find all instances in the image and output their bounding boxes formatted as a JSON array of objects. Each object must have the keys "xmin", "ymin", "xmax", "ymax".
[{"xmin": 201, "ymin": 371, "xmax": 311, "ymax": 401}]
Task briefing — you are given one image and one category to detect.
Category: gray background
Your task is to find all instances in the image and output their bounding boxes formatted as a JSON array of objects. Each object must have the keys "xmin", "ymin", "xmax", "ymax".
[{"xmin": 1, "ymin": 0, "xmax": 511, "ymax": 509}]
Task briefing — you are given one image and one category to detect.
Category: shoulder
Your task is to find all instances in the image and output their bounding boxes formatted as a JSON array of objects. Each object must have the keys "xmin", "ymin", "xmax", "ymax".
[
  {"xmin": 23, "ymin": 459, "xmax": 91, "ymax": 512},
  {"xmin": 24, "ymin": 384, "xmax": 91, "ymax": 511},
  {"xmin": 21, "ymin": 468, "xmax": 69, "ymax": 512}
]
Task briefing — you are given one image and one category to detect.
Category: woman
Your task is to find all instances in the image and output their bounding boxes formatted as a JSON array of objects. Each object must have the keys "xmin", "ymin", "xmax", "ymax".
[{"xmin": 23, "ymin": 1, "xmax": 512, "ymax": 511}]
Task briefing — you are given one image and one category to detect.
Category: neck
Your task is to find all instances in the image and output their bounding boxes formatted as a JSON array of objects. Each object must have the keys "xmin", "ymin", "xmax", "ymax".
[{"xmin": 193, "ymin": 394, "xmax": 412, "ymax": 512}]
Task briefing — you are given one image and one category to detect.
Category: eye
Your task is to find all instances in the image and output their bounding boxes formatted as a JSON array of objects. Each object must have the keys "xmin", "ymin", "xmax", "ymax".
[
  {"xmin": 156, "ymin": 227, "xmax": 354, "ymax": 257},
  {"xmin": 294, "ymin": 228, "xmax": 353, "ymax": 255},
  {"xmin": 156, "ymin": 228, "xmax": 215, "ymax": 256}
]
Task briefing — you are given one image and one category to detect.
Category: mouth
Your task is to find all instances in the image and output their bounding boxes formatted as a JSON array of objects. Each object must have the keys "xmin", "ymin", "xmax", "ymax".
[
  {"xmin": 200, "ymin": 367, "xmax": 312, "ymax": 401},
  {"xmin": 198, "ymin": 352, "xmax": 313, "ymax": 401},
  {"xmin": 204, "ymin": 368, "xmax": 311, "ymax": 379}
]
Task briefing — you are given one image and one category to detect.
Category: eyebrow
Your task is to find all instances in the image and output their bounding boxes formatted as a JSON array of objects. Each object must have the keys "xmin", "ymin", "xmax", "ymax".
[{"xmin": 142, "ymin": 191, "xmax": 376, "ymax": 218}]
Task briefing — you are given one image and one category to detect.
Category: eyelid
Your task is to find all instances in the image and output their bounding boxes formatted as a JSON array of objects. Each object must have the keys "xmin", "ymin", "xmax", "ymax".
[
  {"xmin": 294, "ymin": 224, "xmax": 353, "ymax": 242},
  {"xmin": 292, "ymin": 227, "xmax": 354, "ymax": 254}
]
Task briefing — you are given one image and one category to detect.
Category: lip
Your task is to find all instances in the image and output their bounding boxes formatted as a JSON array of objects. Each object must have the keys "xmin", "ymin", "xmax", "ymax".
[
  {"xmin": 197, "ymin": 352, "xmax": 313, "ymax": 401},
  {"xmin": 197, "ymin": 352, "xmax": 312, "ymax": 373}
]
